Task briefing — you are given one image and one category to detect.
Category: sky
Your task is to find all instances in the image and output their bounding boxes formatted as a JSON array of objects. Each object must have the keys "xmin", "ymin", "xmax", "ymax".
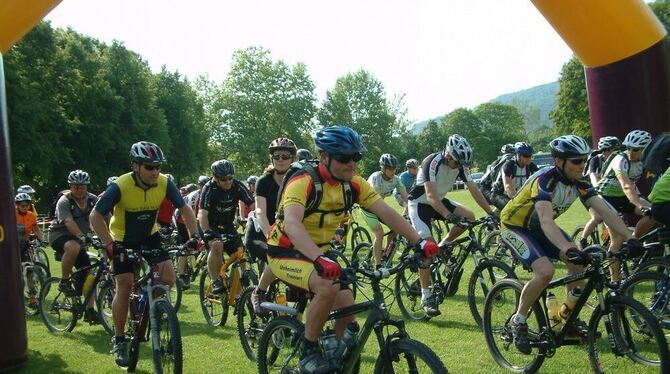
[{"xmin": 45, "ymin": 0, "xmax": 574, "ymax": 123}]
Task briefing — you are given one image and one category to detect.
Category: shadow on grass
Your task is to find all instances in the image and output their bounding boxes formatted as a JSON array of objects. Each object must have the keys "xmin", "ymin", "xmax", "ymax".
[
  {"xmin": 179, "ymin": 320, "xmax": 234, "ymax": 339},
  {"xmin": 7, "ymin": 349, "xmax": 84, "ymax": 374}
]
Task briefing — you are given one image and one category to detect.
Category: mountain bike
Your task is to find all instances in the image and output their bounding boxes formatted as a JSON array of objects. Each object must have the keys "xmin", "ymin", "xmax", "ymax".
[
  {"xmin": 21, "ymin": 239, "xmax": 50, "ymax": 316},
  {"xmin": 120, "ymin": 248, "xmax": 182, "ymax": 373},
  {"xmin": 257, "ymin": 252, "xmax": 448, "ymax": 373},
  {"xmin": 199, "ymin": 233, "xmax": 258, "ymax": 327},
  {"xmin": 343, "ymin": 206, "xmax": 372, "ymax": 249},
  {"xmin": 483, "ymin": 245, "xmax": 670, "ymax": 373},
  {"xmin": 350, "ymin": 226, "xmax": 410, "ymax": 271}
]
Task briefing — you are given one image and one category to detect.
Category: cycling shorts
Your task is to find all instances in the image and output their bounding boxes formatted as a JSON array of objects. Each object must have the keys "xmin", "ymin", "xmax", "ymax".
[
  {"xmin": 602, "ymin": 195, "xmax": 636, "ymax": 215},
  {"xmin": 244, "ymin": 217, "xmax": 268, "ymax": 261},
  {"xmin": 113, "ymin": 232, "xmax": 169, "ymax": 275},
  {"xmin": 500, "ymin": 224, "xmax": 570, "ymax": 267},
  {"xmin": 361, "ymin": 208, "xmax": 385, "ymax": 230},
  {"xmin": 51, "ymin": 234, "xmax": 91, "ymax": 269},
  {"xmin": 267, "ymin": 245, "xmax": 315, "ymax": 291},
  {"xmin": 408, "ymin": 198, "xmax": 460, "ymax": 239},
  {"xmin": 210, "ymin": 223, "xmax": 243, "ymax": 256},
  {"xmin": 651, "ymin": 202, "xmax": 670, "ymax": 227}
]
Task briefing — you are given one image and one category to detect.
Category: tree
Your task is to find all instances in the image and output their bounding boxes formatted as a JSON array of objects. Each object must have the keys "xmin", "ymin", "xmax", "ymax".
[
  {"xmin": 318, "ymin": 69, "xmax": 407, "ymax": 175},
  {"xmin": 473, "ymin": 103, "xmax": 526, "ymax": 168},
  {"xmin": 212, "ymin": 46, "xmax": 317, "ymax": 175},
  {"xmin": 549, "ymin": 56, "xmax": 590, "ymax": 140}
]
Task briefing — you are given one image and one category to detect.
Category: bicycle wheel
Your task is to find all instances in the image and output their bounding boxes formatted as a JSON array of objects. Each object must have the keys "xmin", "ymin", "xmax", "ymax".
[
  {"xmin": 127, "ymin": 335, "xmax": 141, "ymax": 372},
  {"xmin": 96, "ymin": 279, "xmax": 116, "ymax": 336},
  {"xmin": 373, "ymin": 338, "xmax": 448, "ymax": 373},
  {"xmin": 242, "ymin": 268, "xmax": 259, "ymax": 288},
  {"xmin": 237, "ymin": 286, "xmax": 271, "ymax": 361},
  {"xmin": 34, "ymin": 246, "xmax": 51, "ymax": 276},
  {"xmin": 152, "ymin": 299, "xmax": 183, "ymax": 374},
  {"xmin": 431, "ymin": 220, "xmax": 446, "ymax": 243},
  {"xmin": 467, "ymin": 259, "xmax": 516, "ymax": 328},
  {"xmin": 39, "ymin": 277, "xmax": 78, "ymax": 332},
  {"xmin": 482, "ymin": 231, "xmax": 518, "ymax": 270},
  {"xmin": 169, "ymin": 277, "xmax": 182, "ymax": 314},
  {"xmin": 394, "ymin": 265, "xmax": 428, "ymax": 321},
  {"xmin": 570, "ymin": 224, "xmax": 600, "ymax": 248},
  {"xmin": 587, "ymin": 294, "xmax": 670, "ymax": 372},
  {"xmin": 199, "ymin": 271, "xmax": 228, "ymax": 327},
  {"xmin": 257, "ymin": 316, "xmax": 304, "ymax": 374},
  {"xmin": 24, "ymin": 264, "xmax": 46, "ymax": 316},
  {"xmin": 482, "ymin": 279, "xmax": 546, "ymax": 373},
  {"xmin": 351, "ymin": 226, "xmax": 372, "ymax": 248},
  {"xmin": 351, "ymin": 242, "xmax": 374, "ymax": 271}
]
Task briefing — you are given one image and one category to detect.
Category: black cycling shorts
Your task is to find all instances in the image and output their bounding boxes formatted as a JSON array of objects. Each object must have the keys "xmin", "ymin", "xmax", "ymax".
[
  {"xmin": 211, "ymin": 224, "xmax": 243, "ymax": 256},
  {"xmin": 651, "ymin": 202, "xmax": 670, "ymax": 227},
  {"xmin": 51, "ymin": 234, "xmax": 91, "ymax": 269},
  {"xmin": 113, "ymin": 232, "xmax": 169, "ymax": 275}
]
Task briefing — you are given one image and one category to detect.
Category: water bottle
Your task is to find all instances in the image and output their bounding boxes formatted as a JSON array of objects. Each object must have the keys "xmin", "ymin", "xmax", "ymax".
[
  {"xmin": 276, "ymin": 292, "xmax": 287, "ymax": 316},
  {"xmin": 320, "ymin": 328, "xmax": 339, "ymax": 361},
  {"xmin": 332, "ymin": 322, "xmax": 360, "ymax": 359},
  {"xmin": 81, "ymin": 274, "xmax": 95, "ymax": 296},
  {"xmin": 559, "ymin": 287, "xmax": 582, "ymax": 320},
  {"xmin": 546, "ymin": 292, "xmax": 563, "ymax": 332}
]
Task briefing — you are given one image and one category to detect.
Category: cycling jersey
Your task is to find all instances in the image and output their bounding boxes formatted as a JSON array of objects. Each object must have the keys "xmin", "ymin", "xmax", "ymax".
[
  {"xmin": 587, "ymin": 154, "xmax": 605, "ymax": 177},
  {"xmin": 256, "ymin": 173, "xmax": 280, "ymax": 226},
  {"xmin": 49, "ymin": 191, "xmax": 99, "ymax": 244},
  {"xmin": 492, "ymin": 160, "xmax": 538, "ymax": 193},
  {"xmin": 16, "ymin": 209, "xmax": 37, "ymax": 240},
  {"xmin": 94, "ymin": 172, "xmax": 184, "ymax": 242},
  {"xmin": 408, "ymin": 152, "xmax": 472, "ymax": 204},
  {"xmin": 649, "ymin": 166, "xmax": 670, "ymax": 203},
  {"xmin": 267, "ymin": 164, "xmax": 380, "ymax": 249},
  {"xmin": 596, "ymin": 153, "xmax": 644, "ymax": 197},
  {"xmin": 368, "ymin": 171, "xmax": 405, "ymax": 198},
  {"xmin": 199, "ymin": 179, "xmax": 253, "ymax": 228},
  {"xmin": 399, "ymin": 171, "xmax": 416, "ymax": 193},
  {"xmin": 157, "ymin": 198, "xmax": 176, "ymax": 226},
  {"xmin": 501, "ymin": 166, "xmax": 597, "ymax": 229}
]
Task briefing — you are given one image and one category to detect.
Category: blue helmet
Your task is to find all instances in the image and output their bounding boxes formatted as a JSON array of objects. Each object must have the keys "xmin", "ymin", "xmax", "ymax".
[
  {"xmin": 314, "ymin": 125, "xmax": 366, "ymax": 155},
  {"xmin": 514, "ymin": 142, "xmax": 533, "ymax": 157}
]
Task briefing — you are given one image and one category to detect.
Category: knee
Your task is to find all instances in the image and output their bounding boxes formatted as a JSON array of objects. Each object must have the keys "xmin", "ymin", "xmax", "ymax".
[
  {"xmin": 535, "ymin": 268, "xmax": 554, "ymax": 285},
  {"xmin": 64, "ymin": 241, "xmax": 82, "ymax": 255},
  {"xmin": 312, "ymin": 278, "xmax": 338, "ymax": 297}
]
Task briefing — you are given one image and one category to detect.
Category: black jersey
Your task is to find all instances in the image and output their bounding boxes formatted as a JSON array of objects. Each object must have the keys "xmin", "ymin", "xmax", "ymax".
[
  {"xmin": 199, "ymin": 179, "xmax": 254, "ymax": 228},
  {"xmin": 255, "ymin": 174, "xmax": 280, "ymax": 226}
]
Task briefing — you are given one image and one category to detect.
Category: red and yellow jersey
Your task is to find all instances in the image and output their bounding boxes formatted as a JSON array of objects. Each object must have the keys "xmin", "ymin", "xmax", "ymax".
[
  {"xmin": 268, "ymin": 164, "xmax": 381, "ymax": 250},
  {"xmin": 16, "ymin": 209, "xmax": 37, "ymax": 240}
]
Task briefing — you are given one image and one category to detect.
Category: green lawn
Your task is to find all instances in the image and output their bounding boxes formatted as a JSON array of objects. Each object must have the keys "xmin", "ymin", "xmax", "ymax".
[{"xmin": 16, "ymin": 190, "xmax": 659, "ymax": 373}]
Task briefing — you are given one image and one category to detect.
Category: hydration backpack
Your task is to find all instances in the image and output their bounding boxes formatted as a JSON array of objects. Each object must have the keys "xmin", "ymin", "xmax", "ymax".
[
  {"xmin": 582, "ymin": 149, "xmax": 603, "ymax": 177},
  {"xmin": 642, "ymin": 134, "xmax": 670, "ymax": 175},
  {"xmin": 275, "ymin": 160, "xmax": 357, "ymax": 227},
  {"xmin": 479, "ymin": 153, "xmax": 514, "ymax": 190},
  {"xmin": 48, "ymin": 190, "xmax": 96, "ymax": 221}
]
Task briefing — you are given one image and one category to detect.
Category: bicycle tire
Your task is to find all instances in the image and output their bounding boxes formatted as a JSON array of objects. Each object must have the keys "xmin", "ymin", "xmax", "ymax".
[
  {"xmin": 96, "ymin": 279, "xmax": 116, "ymax": 336},
  {"xmin": 257, "ymin": 316, "xmax": 304, "ymax": 374},
  {"xmin": 467, "ymin": 259, "xmax": 516, "ymax": 328},
  {"xmin": 351, "ymin": 242, "xmax": 374, "ymax": 271},
  {"xmin": 635, "ymin": 258, "xmax": 670, "ymax": 274},
  {"xmin": 431, "ymin": 220, "xmax": 447, "ymax": 243},
  {"xmin": 373, "ymin": 338, "xmax": 448, "ymax": 373},
  {"xmin": 587, "ymin": 293, "xmax": 670, "ymax": 372},
  {"xmin": 351, "ymin": 226, "xmax": 372, "ymax": 248},
  {"xmin": 170, "ymin": 276, "xmax": 182, "ymax": 313},
  {"xmin": 152, "ymin": 299, "xmax": 183, "ymax": 374},
  {"xmin": 482, "ymin": 278, "xmax": 546, "ymax": 373},
  {"xmin": 199, "ymin": 271, "xmax": 228, "ymax": 327},
  {"xmin": 34, "ymin": 246, "xmax": 51, "ymax": 276},
  {"xmin": 237, "ymin": 285, "xmax": 277, "ymax": 361},
  {"xmin": 24, "ymin": 264, "xmax": 46, "ymax": 316},
  {"xmin": 126, "ymin": 335, "xmax": 141, "ymax": 372},
  {"xmin": 394, "ymin": 265, "xmax": 428, "ymax": 321},
  {"xmin": 242, "ymin": 268, "xmax": 259, "ymax": 288},
  {"xmin": 482, "ymin": 230, "xmax": 519, "ymax": 271},
  {"xmin": 39, "ymin": 277, "xmax": 78, "ymax": 333}
]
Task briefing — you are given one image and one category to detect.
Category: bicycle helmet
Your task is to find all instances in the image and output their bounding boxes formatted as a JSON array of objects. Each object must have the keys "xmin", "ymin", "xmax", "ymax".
[
  {"xmin": 296, "ymin": 148, "xmax": 313, "ymax": 161},
  {"xmin": 246, "ymin": 175, "xmax": 258, "ymax": 186},
  {"xmin": 67, "ymin": 169, "xmax": 91, "ymax": 185},
  {"xmin": 501, "ymin": 144, "xmax": 515, "ymax": 154},
  {"xmin": 268, "ymin": 137, "xmax": 297, "ymax": 155},
  {"xmin": 183, "ymin": 183, "xmax": 198, "ymax": 193},
  {"xmin": 15, "ymin": 193, "xmax": 32, "ymax": 203},
  {"xmin": 405, "ymin": 159, "xmax": 419, "ymax": 168},
  {"xmin": 198, "ymin": 175, "xmax": 209, "ymax": 186},
  {"xmin": 445, "ymin": 134, "xmax": 473, "ymax": 166},
  {"xmin": 165, "ymin": 173, "xmax": 175, "ymax": 183},
  {"xmin": 597, "ymin": 136, "xmax": 621, "ymax": 151},
  {"xmin": 106, "ymin": 176, "xmax": 118, "ymax": 186},
  {"xmin": 379, "ymin": 154, "xmax": 399, "ymax": 168},
  {"xmin": 514, "ymin": 142, "xmax": 533, "ymax": 157},
  {"xmin": 130, "ymin": 141, "xmax": 166, "ymax": 164},
  {"xmin": 622, "ymin": 130, "xmax": 652, "ymax": 149},
  {"xmin": 549, "ymin": 135, "xmax": 591, "ymax": 158},
  {"xmin": 17, "ymin": 185, "xmax": 35, "ymax": 194},
  {"xmin": 211, "ymin": 160, "xmax": 235, "ymax": 177},
  {"xmin": 314, "ymin": 125, "xmax": 366, "ymax": 155}
]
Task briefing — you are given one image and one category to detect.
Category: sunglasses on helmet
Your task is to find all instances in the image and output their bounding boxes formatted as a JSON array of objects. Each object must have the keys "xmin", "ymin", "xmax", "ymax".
[{"xmin": 332, "ymin": 153, "xmax": 363, "ymax": 164}]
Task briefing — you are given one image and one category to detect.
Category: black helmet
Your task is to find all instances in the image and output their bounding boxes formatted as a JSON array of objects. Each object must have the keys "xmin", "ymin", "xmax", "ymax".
[
  {"xmin": 314, "ymin": 125, "xmax": 366, "ymax": 155},
  {"xmin": 379, "ymin": 153, "xmax": 399, "ymax": 168},
  {"xmin": 514, "ymin": 142, "xmax": 533, "ymax": 157},
  {"xmin": 211, "ymin": 160, "xmax": 235, "ymax": 178},
  {"xmin": 130, "ymin": 141, "xmax": 166, "ymax": 163},
  {"xmin": 67, "ymin": 169, "xmax": 91, "ymax": 185},
  {"xmin": 501, "ymin": 144, "xmax": 515, "ymax": 154},
  {"xmin": 246, "ymin": 175, "xmax": 258, "ymax": 186},
  {"xmin": 268, "ymin": 138, "xmax": 297, "ymax": 154},
  {"xmin": 296, "ymin": 148, "xmax": 313, "ymax": 161}
]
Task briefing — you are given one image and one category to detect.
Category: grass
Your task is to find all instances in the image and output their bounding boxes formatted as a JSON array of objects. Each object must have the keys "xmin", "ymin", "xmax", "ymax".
[{"xmin": 15, "ymin": 190, "xmax": 659, "ymax": 373}]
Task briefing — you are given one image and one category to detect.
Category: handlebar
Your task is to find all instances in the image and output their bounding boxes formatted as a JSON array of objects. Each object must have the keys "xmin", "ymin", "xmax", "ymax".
[
  {"xmin": 344, "ymin": 250, "xmax": 425, "ymax": 284},
  {"xmin": 445, "ymin": 215, "xmax": 496, "ymax": 229}
]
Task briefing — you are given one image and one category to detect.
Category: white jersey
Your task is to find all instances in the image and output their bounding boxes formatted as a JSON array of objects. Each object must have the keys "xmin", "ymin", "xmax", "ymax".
[
  {"xmin": 408, "ymin": 152, "xmax": 472, "ymax": 204},
  {"xmin": 367, "ymin": 171, "xmax": 405, "ymax": 198}
]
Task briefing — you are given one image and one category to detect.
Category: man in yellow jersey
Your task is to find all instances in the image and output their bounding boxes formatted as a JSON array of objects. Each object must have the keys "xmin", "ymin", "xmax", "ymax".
[
  {"xmin": 90, "ymin": 141, "xmax": 198, "ymax": 367},
  {"xmin": 266, "ymin": 125, "xmax": 438, "ymax": 374}
]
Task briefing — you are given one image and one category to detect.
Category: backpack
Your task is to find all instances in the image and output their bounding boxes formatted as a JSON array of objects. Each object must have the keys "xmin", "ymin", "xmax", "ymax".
[
  {"xmin": 48, "ymin": 190, "xmax": 96, "ymax": 221},
  {"xmin": 480, "ymin": 153, "xmax": 514, "ymax": 190},
  {"xmin": 642, "ymin": 134, "xmax": 670, "ymax": 175},
  {"xmin": 582, "ymin": 149, "xmax": 604, "ymax": 177},
  {"xmin": 275, "ymin": 160, "xmax": 357, "ymax": 227},
  {"xmin": 48, "ymin": 190, "xmax": 68, "ymax": 219},
  {"xmin": 599, "ymin": 151, "xmax": 630, "ymax": 180}
]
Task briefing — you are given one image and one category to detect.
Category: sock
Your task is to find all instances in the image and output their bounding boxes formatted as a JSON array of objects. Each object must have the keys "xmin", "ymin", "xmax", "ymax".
[
  {"xmin": 513, "ymin": 313, "xmax": 527, "ymax": 324},
  {"xmin": 301, "ymin": 337, "xmax": 319, "ymax": 356},
  {"xmin": 115, "ymin": 335, "xmax": 126, "ymax": 344},
  {"xmin": 421, "ymin": 288, "xmax": 432, "ymax": 302}
]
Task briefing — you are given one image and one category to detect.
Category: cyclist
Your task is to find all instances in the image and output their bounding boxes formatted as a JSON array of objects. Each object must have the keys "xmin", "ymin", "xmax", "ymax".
[
  {"xmin": 90, "ymin": 141, "xmax": 198, "ymax": 367},
  {"xmin": 642, "ymin": 164, "xmax": 670, "ymax": 228},
  {"xmin": 393, "ymin": 158, "xmax": 419, "ymax": 206},
  {"xmin": 488, "ymin": 142, "xmax": 538, "ymax": 210},
  {"xmin": 239, "ymin": 175, "xmax": 258, "ymax": 221},
  {"xmin": 200, "ymin": 159, "xmax": 254, "ymax": 295},
  {"xmin": 17, "ymin": 184, "xmax": 38, "ymax": 215},
  {"xmin": 596, "ymin": 129, "xmax": 652, "ymax": 281},
  {"xmin": 251, "ymin": 137, "xmax": 298, "ymax": 316},
  {"xmin": 157, "ymin": 174, "xmax": 177, "ymax": 228},
  {"xmin": 364, "ymin": 153, "xmax": 408, "ymax": 269},
  {"xmin": 15, "ymin": 192, "xmax": 43, "ymax": 308},
  {"xmin": 174, "ymin": 178, "xmax": 207, "ymax": 287},
  {"xmin": 297, "ymin": 148, "xmax": 313, "ymax": 161},
  {"xmin": 500, "ymin": 135, "xmax": 637, "ymax": 354},
  {"xmin": 577, "ymin": 136, "xmax": 621, "ymax": 249},
  {"xmin": 266, "ymin": 125, "xmax": 438, "ymax": 374},
  {"xmin": 47, "ymin": 170, "xmax": 100, "ymax": 321},
  {"xmin": 480, "ymin": 144, "xmax": 516, "ymax": 206},
  {"xmin": 407, "ymin": 134, "xmax": 496, "ymax": 316},
  {"xmin": 99, "ymin": 176, "xmax": 118, "ymax": 198}
]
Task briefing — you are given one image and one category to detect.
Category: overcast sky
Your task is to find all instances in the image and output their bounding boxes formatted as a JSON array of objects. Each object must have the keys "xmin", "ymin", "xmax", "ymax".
[{"xmin": 45, "ymin": 0, "xmax": 574, "ymax": 123}]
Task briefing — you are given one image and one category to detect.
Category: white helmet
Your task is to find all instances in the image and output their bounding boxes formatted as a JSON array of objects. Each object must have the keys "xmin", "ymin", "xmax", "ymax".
[
  {"xmin": 15, "ymin": 193, "xmax": 32, "ymax": 203},
  {"xmin": 445, "ymin": 134, "xmax": 473, "ymax": 166},
  {"xmin": 107, "ymin": 176, "xmax": 118, "ymax": 186},
  {"xmin": 622, "ymin": 130, "xmax": 652, "ymax": 149},
  {"xmin": 67, "ymin": 169, "xmax": 91, "ymax": 185},
  {"xmin": 17, "ymin": 185, "xmax": 35, "ymax": 194},
  {"xmin": 597, "ymin": 136, "xmax": 621, "ymax": 151}
]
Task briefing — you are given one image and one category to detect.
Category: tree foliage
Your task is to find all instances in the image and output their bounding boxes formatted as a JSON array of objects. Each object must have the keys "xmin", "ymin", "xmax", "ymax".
[{"xmin": 548, "ymin": 56, "xmax": 590, "ymax": 140}]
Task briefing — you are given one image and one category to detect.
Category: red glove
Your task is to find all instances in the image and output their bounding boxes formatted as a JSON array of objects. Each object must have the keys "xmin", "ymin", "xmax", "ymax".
[
  {"xmin": 313, "ymin": 255, "xmax": 341, "ymax": 279},
  {"xmin": 418, "ymin": 239, "xmax": 439, "ymax": 258},
  {"xmin": 106, "ymin": 242, "xmax": 125, "ymax": 258}
]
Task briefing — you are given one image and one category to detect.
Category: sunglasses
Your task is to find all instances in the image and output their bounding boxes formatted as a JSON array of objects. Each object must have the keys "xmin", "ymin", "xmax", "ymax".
[
  {"xmin": 272, "ymin": 154, "xmax": 293, "ymax": 161},
  {"xmin": 628, "ymin": 147, "xmax": 642, "ymax": 152},
  {"xmin": 567, "ymin": 158, "xmax": 587, "ymax": 165},
  {"xmin": 142, "ymin": 164, "xmax": 161, "ymax": 171},
  {"xmin": 332, "ymin": 153, "xmax": 363, "ymax": 164},
  {"xmin": 217, "ymin": 176, "xmax": 234, "ymax": 182},
  {"xmin": 70, "ymin": 184, "xmax": 88, "ymax": 190}
]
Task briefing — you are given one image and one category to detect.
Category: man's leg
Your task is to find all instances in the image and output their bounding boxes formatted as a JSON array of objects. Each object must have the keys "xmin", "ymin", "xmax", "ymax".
[
  {"xmin": 443, "ymin": 205, "xmax": 475, "ymax": 244},
  {"xmin": 60, "ymin": 240, "xmax": 81, "ymax": 279},
  {"xmin": 372, "ymin": 223, "xmax": 384, "ymax": 267},
  {"xmin": 513, "ymin": 257, "xmax": 554, "ymax": 354},
  {"xmin": 112, "ymin": 272, "xmax": 133, "ymax": 366},
  {"xmin": 207, "ymin": 240, "xmax": 225, "ymax": 293},
  {"xmin": 580, "ymin": 208, "xmax": 602, "ymax": 248}
]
